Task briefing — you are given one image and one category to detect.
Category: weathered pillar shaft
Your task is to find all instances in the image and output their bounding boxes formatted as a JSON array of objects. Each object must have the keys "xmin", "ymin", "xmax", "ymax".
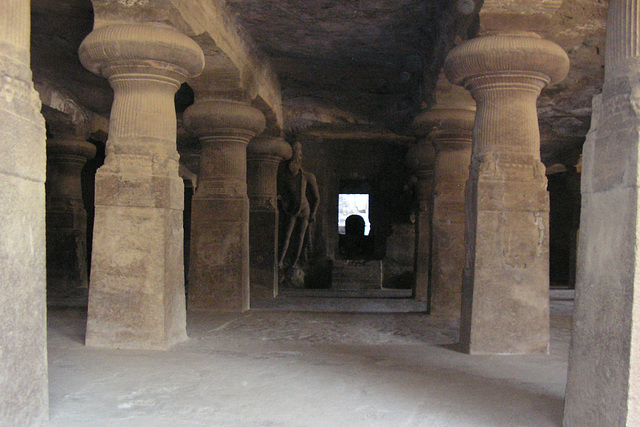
[
  {"xmin": 430, "ymin": 122, "xmax": 473, "ymax": 316},
  {"xmin": 565, "ymin": 0, "xmax": 640, "ymax": 423},
  {"xmin": 0, "ymin": 0, "xmax": 49, "ymax": 424},
  {"xmin": 247, "ymin": 137, "xmax": 292, "ymax": 301},
  {"xmin": 445, "ymin": 33, "xmax": 569, "ymax": 354},
  {"xmin": 79, "ymin": 23, "xmax": 204, "ymax": 349},
  {"xmin": 46, "ymin": 136, "xmax": 96, "ymax": 305},
  {"xmin": 184, "ymin": 99, "xmax": 265, "ymax": 311},
  {"xmin": 406, "ymin": 137, "xmax": 435, "ymax": 302}
]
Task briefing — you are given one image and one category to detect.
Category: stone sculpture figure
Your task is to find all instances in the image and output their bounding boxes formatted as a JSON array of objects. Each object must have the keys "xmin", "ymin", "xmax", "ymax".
[{"xmin": 277, "ymin": 140, "xmax": 320, "ymax": 279}]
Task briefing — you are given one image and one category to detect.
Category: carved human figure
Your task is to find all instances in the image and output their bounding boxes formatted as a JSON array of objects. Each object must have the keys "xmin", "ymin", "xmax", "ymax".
[{"xmin": 277, "ymin": 141, "xmax": 320, "ymax": 269}]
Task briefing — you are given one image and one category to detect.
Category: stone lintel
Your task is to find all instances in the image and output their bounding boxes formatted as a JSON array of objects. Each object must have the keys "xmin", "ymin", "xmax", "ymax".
[{"xmin": 478, "ymin": 0, "xmax": 562, "ymax": 36}]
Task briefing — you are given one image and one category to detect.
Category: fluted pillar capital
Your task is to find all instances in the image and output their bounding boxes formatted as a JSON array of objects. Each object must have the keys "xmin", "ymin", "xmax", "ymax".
[
  {"xmin": 47, "ymin": 135, "xmax": 97, "ymax": 160},
  {"xmin": 46, "ymin": 135, "xmax": 96, "ymax": 205},
  {"xmin": 413, "ymin": 107, "xmax": 475, "ymax": 140},
  {"xmin": 247, "ymin": 136, "xmax": 291, "ymax": 212},
  {"xmin": 183, "ymin": 99, "xmax": 266, "ymax": 142},
  {"xmin": 183, "ymin": 99, "xmax": 265, "ymax": 200},
  {"xmin": 445, "ymin": 33, "xmax": 568, "ymax": 162},
  {"xmin": 78, "ymin": 23, "xmax": 205, "ymax": 183},
  {"xmin": 247, "ymin": 136, "xmax": 292, "ymax": 161},
  {"xmin": 79, "ymin": 23, "xmax": 204, "ymax": 84},
  {"xmin": 406, "ymin": 138, "xmax": 435, "ymax": 211},
  {"xmin": 444, "ymin": 32, "xmax": 569, "ymax": 93},
  {"xmin": 416, "ymin": 107, "xmax": 475, "ymax": 153},
  {"xmin": 406, "ymin": 140, "xmax": 435, "ymax": 176}
]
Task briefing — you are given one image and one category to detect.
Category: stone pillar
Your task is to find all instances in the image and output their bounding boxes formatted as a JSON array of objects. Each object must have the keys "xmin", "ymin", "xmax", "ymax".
[
  {"xmin": 78, "ymin": 24, "xmax": 204, "ymax": 350},
  {"xmin": 0, "ymin": 1, "xmax": 48, "ymax": 424},
  {"xmin": 46, "ymin": 134, "xmax": 96, "ymax": 306},
  {"xmin": 247, "ymin": 136, "xmax": 292, "ymax": 301},
  {"xmin": 406, "ymin": 134, "xmax": 435, "ymax": 302},
  {"xmin": 427, "ymin": 108, "xmax": 474, "ymax": 316},
  {"xmin": 184, "ymin": 99, "xmax": 265, "ymax": 311},
  {"xmin": 445, "ymin": 33, "xmax": 569, "ymax": 354},
  {"xmin": 564, "ymin": 0, "xmax": 640, "ymax": 422}
]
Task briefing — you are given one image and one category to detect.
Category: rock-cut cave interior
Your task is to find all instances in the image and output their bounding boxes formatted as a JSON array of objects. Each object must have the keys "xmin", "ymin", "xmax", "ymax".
[{"xmin": 3, "ymin": 0, "xmax": 640, "ymax": 425}]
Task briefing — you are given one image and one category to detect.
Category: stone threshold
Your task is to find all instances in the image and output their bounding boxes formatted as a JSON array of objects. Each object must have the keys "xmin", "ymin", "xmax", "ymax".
[
  {"xmin": 279, "ymin": 288, "xmax": 412, "ymax": 298},
  {"xmin": 251, "ymin": 294, "xmax": 427, "ymax": 313}
]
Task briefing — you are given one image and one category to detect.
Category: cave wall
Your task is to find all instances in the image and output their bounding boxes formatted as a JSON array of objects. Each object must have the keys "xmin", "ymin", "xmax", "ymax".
[{"xmin": 298, "ymin": 135, "xmax": 414, "ymax": 287}]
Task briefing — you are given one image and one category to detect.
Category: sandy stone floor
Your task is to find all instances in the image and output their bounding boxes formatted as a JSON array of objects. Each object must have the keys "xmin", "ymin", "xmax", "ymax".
[{"xmin": 46, "ymin": 291, "xmax": 573, "ymax": 426}]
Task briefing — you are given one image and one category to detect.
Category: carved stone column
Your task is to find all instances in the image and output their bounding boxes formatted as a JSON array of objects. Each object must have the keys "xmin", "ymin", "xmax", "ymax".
[
  {"xmin": 78, "ymin": 24, "xmax": 204, "ymax": 350},
  {"xmin": 184, "ymin": 99, "xmax": 265, "ymax": 312},
  {"xmin": 564, "ymin": 0, "xmax": 640, "ymax": 422},
  {"xmin": 247, "ymin": 136, "xmax": 292, "ymax": 301},
  {"xmin": 46, "ymin": 135, "xmax": 96, "ymax": 306},
  {"xmin": 406, "ymin": 132, "xmax": 435, "ymax": 302},
  {"xmin": 427, "ymin": 107, "xmax": 474, "ymax": 316},
  {"xmin": 445, "ymin": 33, "xmax": 569, "ymax": 354},
  {"xmin": 0, "ymin": 1, "xmax": 48, "ymax": 424}
]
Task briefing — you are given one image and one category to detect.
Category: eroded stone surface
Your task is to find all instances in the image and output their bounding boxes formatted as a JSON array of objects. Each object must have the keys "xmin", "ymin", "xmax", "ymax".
[
  {"xmin": 80, "ymin": 23, "xmax": 204, "ymax": 350},
  {"xmin": 564, "ymin": 1, "xmax": 640, "ymax": 423},
  {"xmin": 247, "ymin": 136, "xmax": 292, "ymax": 301},
  {"xmin": 184, "ymin": 99, "xmax": 265, "ymax": 312},
  {"xmin": 46, "ymin": 135, "xmax": 96, "ymax": 306},
  {"xmin": 0, "ymin": 1, "xmax": 49, "ymax": 425},
  {"xmin": 426, "ymin": 82, "xmax": 475, "ymax": 316},
  {"xmin": 445, "ymin": 33, "xmax": 569, "ymax": 354},
  {"xmin": 406, "ymin": 133, "xmax": 435, "ymax": 302}
]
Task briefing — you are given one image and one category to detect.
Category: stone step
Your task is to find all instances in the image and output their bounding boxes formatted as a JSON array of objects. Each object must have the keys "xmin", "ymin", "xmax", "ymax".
[{"xmin": 251, "ymin": 296, "xmax": 426, "ymax": 313}]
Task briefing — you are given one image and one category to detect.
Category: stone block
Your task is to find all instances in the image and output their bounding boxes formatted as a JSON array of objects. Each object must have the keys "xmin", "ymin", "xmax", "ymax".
[
  {"xmin": 86, "ymin": 205, "xmax": 186, "ymax": 350},
  {"xmin": 0, "ymin": 173, "xmax": 48, "ymax": 425},
  {"xmin": 249, "ymin": 209, "xmax": 278, "ymax": 301},
  {"xmin": 461, "ymin": 177, "xmax": 550, "ymax": 354},
  {"xmin": 188, "ymin": 196, "xmax": 250, "ymax": 312}
]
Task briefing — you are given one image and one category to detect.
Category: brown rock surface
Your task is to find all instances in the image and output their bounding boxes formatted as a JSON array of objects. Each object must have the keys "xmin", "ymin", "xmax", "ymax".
[{"xmin": 30, "ymin": 0, "xmax": 606, "ymax": 166}]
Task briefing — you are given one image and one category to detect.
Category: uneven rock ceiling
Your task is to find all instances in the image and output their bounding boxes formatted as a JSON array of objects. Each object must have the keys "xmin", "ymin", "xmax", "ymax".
[{"xmin": 31, "ymin": 0, "xmax": 607, "ymax": 168}]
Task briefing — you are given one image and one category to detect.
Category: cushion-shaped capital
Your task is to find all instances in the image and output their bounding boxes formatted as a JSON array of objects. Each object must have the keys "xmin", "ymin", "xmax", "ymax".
[
  {"xmin": 444, "ymin": 32, "xmax": 570, "ymax": 88},
  {"xmin": 79, "ymin": 23, "xmax": 205, "ymax": 80},
  {"xmin": 183, "ymin": 99, "xmax": 266, "ymax": 138},
  {"xmin": 413, "ymin": 107, "xmax": 475, "ymax": 138},
  {"xmin": 406, "ymin": 140, "xmax": 436, "ymax": 173},
  {"xmin": 47, "ymin": 137, "xmax": 97, "ymax": 160},
  {"xmin": 247, "ymin": 136, "xmax": 292, "ymax": 161}
]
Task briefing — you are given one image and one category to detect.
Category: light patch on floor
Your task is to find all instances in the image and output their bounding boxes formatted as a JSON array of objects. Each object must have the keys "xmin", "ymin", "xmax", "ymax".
[{"xmin": 46, "ymin": 290, "xmax": 573, "ymax": 426}]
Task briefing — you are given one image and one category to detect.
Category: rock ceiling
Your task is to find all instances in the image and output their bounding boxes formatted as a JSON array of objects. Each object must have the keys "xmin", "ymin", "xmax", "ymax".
[{"xmin": 30, "ymin": 0, "xmax": 607, "ymax": 168}]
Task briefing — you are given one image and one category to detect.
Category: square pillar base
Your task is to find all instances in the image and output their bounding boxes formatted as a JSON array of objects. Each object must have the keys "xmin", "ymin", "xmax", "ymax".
[
  {"xmin": 461, "ymin": 176, "xmax": 550, "ymax": 354},
  {"xmin": 188, "ymin": 196, "xmax": 250, "ymax": 312},
  {"xmin": 86, "ymin": 204, "xmax": 186, "ymax": 350},
  {"xmin": 249, "ymin": 208, "xmax": 278, "ymax": 302}
]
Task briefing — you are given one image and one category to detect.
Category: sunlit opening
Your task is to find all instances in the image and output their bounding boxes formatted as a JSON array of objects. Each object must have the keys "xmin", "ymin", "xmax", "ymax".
[{"xmin": 338, "ymin": 193, "xmax": 370, "ymax": 235}]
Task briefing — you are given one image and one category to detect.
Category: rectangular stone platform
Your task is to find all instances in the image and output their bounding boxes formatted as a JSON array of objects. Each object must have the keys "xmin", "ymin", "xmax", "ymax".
[
  {"xmin": 251, "ymin": 295, "xmax": 426, "ymax": 313},
  {"xmin": 332, "ymin": 259, "xmax": 383, "ymax": 291}
]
